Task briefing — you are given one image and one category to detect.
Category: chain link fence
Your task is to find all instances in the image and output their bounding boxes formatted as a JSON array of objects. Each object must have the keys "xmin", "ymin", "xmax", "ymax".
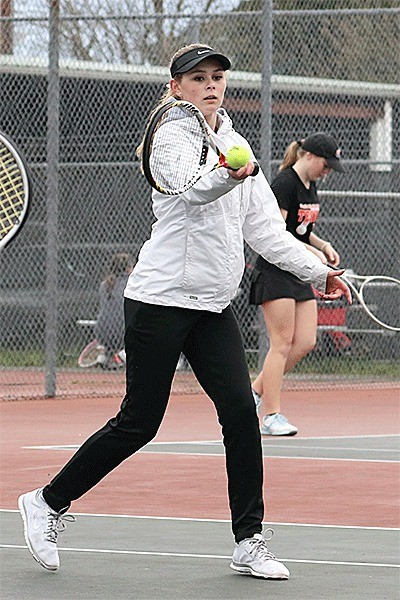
[{"xmin": 1, "ymin": 1, "xmax": 399, "ymax": 399}]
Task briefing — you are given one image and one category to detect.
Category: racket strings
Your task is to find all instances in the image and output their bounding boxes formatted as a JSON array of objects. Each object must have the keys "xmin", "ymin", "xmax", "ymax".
[
  {"xmin": 361, "ymin": 279, "xmax": 400, "ymax": 330},
  {"xmin": 148, "ymin": 105, "xmax": 208, "ymax": 193},
  {"xmin": 0, "ymin": 145, "xmax": 25, "ymax": 238}
]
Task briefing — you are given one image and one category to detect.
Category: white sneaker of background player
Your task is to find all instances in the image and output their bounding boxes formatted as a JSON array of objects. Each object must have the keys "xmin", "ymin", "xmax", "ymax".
[
  {"xmin": 96, "ymin": 345, "xmax": 107, "ymax": 365},
  {"xmin": 261, "ymin": 413, "xmax": 298, "ymax": 436},
  {"xmin": 117, "ymin": 349, "xmax": 126, "ymax": 363},
  {"xmin": 252, "ymin": 389, "xmax": 262, "ymax": 414}
]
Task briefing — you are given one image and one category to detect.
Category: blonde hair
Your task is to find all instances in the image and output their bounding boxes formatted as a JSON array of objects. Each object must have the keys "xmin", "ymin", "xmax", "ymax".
[
  {"xmin": 279, "ymin": 140, "xmax": 307, "ymax": 171},
  {"xmin": 136, "ymin": 43, "xmax": 214, "ymax": 159}
]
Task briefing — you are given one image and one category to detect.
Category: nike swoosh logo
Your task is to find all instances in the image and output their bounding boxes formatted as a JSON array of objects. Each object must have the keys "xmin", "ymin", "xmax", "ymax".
[
  {"xmin": 33, "ymin": 512, "xmax": 42, "ymax": 530},
  {"xmin": 197, "ymin": 50, "xmax": 210, "ymax": 55}
]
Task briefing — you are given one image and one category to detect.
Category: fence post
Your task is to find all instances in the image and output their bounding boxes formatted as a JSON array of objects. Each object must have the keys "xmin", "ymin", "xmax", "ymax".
[
  {"xmin": 260, "ymin": 0, "xmax": 273, "ymax": 180},
  {"xmin": 45, "ymin": 0, "xmax": 60, "ymax": 397},
  {"xmin": 257, "ymin": 0, "xmax": 273, "ymax": 372}
]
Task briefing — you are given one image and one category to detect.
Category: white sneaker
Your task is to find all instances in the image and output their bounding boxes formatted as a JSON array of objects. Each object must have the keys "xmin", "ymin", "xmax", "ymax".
[
  {"xmin": 261, "ymin": 413, "xmax": 298, "ymax": 436},
  {"xmin": 18, "ymin": 488, "xmax": 73, "ymax": 571},
  {"xmin": 96, "ymin": 346, "xmax": 107, "ymax": 365},
  {"xmin": 252, "ymin": 389, "xmax": 262, "ymax": 414},
  {"xmin": 117, "ymin": 349, "xmax": 126, "ymax": 363},
  {"xmin": 230, "ymin": 533, "xmax": 290, "ymax": 579},
  {"xmin": 176, "ymin": 354, "xmax": 189, "ymax": 371}
]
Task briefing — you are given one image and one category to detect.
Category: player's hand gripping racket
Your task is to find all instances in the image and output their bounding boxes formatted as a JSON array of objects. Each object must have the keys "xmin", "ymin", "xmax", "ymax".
[
  {"xmin": 141, "ymin": 100, "xmax": 250, "ymax": 195},
  {"xmin": 341, "ymin": 270, "xmax": 400, "ymax": 331},
  {"xmin": 0, "ymin": 132, "xmax": 31, "ymax": 250}
]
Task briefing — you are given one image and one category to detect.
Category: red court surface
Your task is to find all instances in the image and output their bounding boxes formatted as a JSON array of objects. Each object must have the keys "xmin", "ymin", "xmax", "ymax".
[{"xmin": 1, "ymin": 387, "xmax": 399, "ymax": 529}]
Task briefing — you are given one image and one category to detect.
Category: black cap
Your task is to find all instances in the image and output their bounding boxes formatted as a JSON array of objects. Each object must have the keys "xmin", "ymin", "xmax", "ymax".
[
  {"xmin": 301, "ymin": 132, "xmax": 345, "ymax": 172},
  {"xmin": 170, "ymin": 46, "xmax": 231, "ymax": 78}
]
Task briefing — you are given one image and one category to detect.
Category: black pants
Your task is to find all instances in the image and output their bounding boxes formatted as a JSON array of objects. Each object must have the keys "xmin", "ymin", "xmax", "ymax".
[{"xmin": 43, "ymin": 300, "xmax": 264, "ymax": 542}]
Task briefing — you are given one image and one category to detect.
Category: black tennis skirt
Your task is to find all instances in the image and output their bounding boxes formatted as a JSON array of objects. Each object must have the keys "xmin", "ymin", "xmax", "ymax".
[{"xmin": 249, "ymin": 262, "xmax": 316, "ymax": 305}]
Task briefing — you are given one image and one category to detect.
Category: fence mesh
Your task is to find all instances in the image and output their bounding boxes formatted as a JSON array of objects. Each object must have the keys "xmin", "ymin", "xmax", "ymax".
[{"xmin": 1, "ymin": 1, "xmax": 399, "ymax": 400}]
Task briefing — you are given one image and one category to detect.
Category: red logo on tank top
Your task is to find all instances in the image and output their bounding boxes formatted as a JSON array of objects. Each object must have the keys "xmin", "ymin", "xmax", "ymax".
[{"xmin": 296, "ymin": 203, "xmax": 320, "ymax": 235}]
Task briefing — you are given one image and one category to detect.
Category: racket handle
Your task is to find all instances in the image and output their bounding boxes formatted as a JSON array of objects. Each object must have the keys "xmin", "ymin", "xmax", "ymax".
[{"xmin": 219, "ymin": 154, "xmax": 240, "ymax": 171}]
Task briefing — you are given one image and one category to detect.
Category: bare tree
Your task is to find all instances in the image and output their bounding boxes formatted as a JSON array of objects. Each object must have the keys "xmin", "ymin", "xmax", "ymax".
[
  {"xmin": 0, "ymin": 0, "xmax": 13, "ymax": 54},
  {"xmin": 58, "ymin": 0, "xmax": 230, "ymax": 65}
]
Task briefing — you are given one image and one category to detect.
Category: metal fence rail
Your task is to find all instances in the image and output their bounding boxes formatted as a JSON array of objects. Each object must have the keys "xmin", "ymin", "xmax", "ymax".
[{"xmin": 0, "ymin": 1, "xmax": 399, "ymax": 399}]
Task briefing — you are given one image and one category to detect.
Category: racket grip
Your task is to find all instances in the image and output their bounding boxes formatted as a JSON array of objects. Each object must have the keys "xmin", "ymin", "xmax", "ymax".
[
  {"xmin": 219, "ymin": 155, "xmax": 239, "ymax": 171},
  {"xmin": 219, "ymin": 154, "xmax": 228, "ymax": 168},
  {"xmin": 250, "ymin": 161, "xmax": 259, "ymax": 177}
]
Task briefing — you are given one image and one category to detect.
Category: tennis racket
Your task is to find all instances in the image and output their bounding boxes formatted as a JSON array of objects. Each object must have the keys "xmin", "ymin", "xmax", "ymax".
[
  {"xmin": 78, "ymin": 339, "xmax": 126, "ymax": 369},
  {"xmin": 0, "ymin": 131, "xmax": 31, "ymax": 250},
  {"xmin": 78, "ymin": 339, "xmax": 108, "ymax": 368},
  {"xmin": 142, "ymin": 99, "xmax": 231, "ymax": 195},
  {"xmin": 341, "ymin": 271, "xmax": 400, "ymax": 332}
]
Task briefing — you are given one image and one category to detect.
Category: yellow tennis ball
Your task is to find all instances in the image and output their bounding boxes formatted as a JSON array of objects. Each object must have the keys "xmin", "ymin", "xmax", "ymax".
[{"xmin": 225, "ymin": 145, "xmax": 251, "ymax": 169}]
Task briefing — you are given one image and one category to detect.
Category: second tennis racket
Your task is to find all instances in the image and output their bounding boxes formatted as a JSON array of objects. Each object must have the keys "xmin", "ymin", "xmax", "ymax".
[{"xmin": 0, "ymin": 131, "xmax": 31, "ymax": 250}]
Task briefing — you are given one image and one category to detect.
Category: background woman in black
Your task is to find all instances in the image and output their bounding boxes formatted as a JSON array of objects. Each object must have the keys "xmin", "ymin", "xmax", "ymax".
[{"xmin": 250, "ymin": 133, "xmax": 344, "ymax": 436}]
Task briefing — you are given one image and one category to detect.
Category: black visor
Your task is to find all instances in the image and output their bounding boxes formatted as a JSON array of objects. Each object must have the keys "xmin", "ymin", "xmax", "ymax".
[{"xmin": 170, "ymin": 47, "xmax": 231, "ymax": 78}]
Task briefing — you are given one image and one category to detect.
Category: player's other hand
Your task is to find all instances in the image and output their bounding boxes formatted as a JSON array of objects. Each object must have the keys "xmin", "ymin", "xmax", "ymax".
[
  {"xmin": 227, "ymin": 161, "xmax": 256, "ymax": 180},
  {"xmin": 322, "ymin": 243, "xmax": 340, "ymax": 267},
  {"xmin": 317, "ymin": 269, "xmax": 352, "ymax": 303}
]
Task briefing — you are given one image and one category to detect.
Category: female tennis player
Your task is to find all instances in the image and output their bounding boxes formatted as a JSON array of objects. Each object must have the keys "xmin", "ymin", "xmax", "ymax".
[
  {"xmin": 18, "ymin": 44, "xmax": 351, "ymax": 581},
  {"xmin": 250, "ymin": 133, "xmax": 344, "ymax": 436}
]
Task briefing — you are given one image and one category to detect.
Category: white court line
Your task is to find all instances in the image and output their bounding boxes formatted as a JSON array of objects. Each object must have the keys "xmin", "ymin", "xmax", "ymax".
[
  {"xmin": 1, "ymin": 544, "xmax": 398, "ymax": 568},
  {"xmin": 134, "ymin": 451, "xmax": 398, "ymax": 464},
  {"xmin": 20, "ymin": 447, "xmax": 397, "ymax": 463},
  {"xmin": 21, "ymin": 433, "xmax": 400, "ymax": 450},
  {"xmin": 283, "ymin": 434, "xmax": 399, "ymax": 441},
  {"xmin": 23, "ymin": 440, "xmax": 399, "ymax": 453},
  {"xmin": 21, "ymin": 441, "xmax": 222, "ymax": 450},
  {"xmin": 24, "ymin": 434, "xmax": 400, "ymax": 452},
  {"xmin": 146, "ymin": 433, "xmax": 400, "ymax": 446},
  {"xmin": 262, "ymin": 446, "xmax": 398, "ymax": 453},
  {"xmin": 148, "ymin": 443, "xmax": 398, "ymax": 454},
  {"xmin": 23, "ymin": 445, "xmax": 84, "ymax": 450},
  {"xmin": 22, "ymin": 445, "xmax": 399, "ymax": 463},
  {"xmin": 2, "ymin": 509, "xmax": 398, "ymax": 531}
]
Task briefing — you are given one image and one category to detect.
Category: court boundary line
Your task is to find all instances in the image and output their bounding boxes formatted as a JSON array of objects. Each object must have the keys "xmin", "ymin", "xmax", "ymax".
[
  {"xmin": 1, "ymin": 544, "xmax": 398, "ymax": 568},
  {"xmin": 21, "ymin": 445, "xmax": 398, "ymax": 463},
  {"xmin": 21, "ymin": 433, "xmax": 400, "ymax": 451},
  {"xmin": 1, "ymin": 509, "xmax": 398, "ymax": 531},
  {"xmin": 271, "ymin": 434, "xmax": 399, "ymax": 441},
  {"xmin": 23, "ymin": 441, "xmax": 399, "ymax": 452}
]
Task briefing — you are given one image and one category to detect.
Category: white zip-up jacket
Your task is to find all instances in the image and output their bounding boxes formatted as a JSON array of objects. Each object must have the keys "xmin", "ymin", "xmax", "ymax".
[{"xmin": 125, "ymin": 108, "xmax": 329, "ymax": 312}]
